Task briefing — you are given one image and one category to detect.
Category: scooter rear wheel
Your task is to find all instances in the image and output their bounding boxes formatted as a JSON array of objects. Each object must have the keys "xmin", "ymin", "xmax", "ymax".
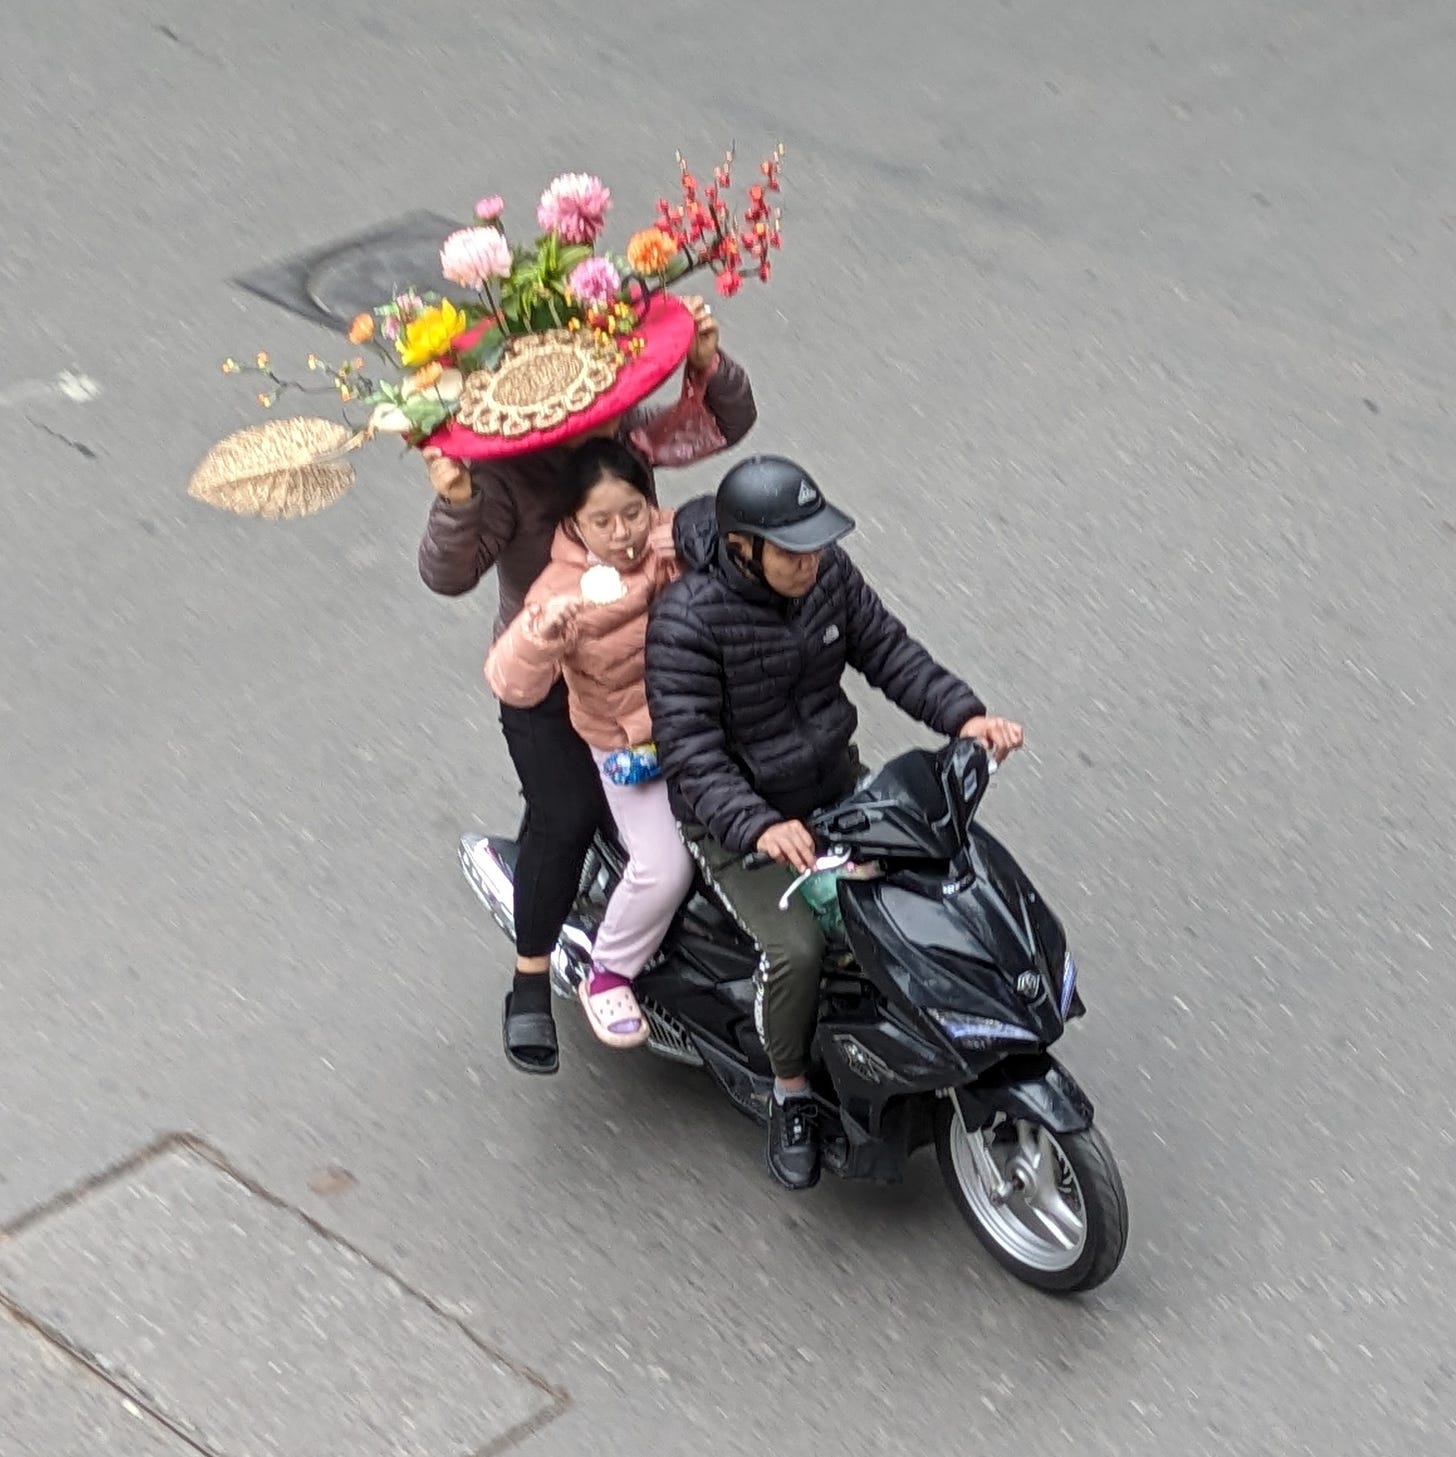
[{"xmin": 934, "ymin": 1098, "xmax": 1128, "ymax": 1294}]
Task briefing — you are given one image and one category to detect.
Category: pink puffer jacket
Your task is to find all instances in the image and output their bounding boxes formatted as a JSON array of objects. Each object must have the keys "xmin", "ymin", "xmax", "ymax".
[{"xmin": 484, "ymin": 509, "xmax": 680, "ymax": 750}]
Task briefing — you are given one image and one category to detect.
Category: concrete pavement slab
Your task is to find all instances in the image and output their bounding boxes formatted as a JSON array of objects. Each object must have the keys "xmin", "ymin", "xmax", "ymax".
[
  {"xmin": 0, "ymin": 1309, "xmax": 193, "ymax": 1457},
  {"xmin": 0, "ymin": 1139, "xmax": 562, "ymax": 1457}
]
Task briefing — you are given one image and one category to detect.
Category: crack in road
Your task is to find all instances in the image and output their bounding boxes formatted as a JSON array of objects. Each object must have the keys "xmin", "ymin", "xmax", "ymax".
[{"xmin": 26, "ymin": 417, "xmax": 98, "ymax": 460}]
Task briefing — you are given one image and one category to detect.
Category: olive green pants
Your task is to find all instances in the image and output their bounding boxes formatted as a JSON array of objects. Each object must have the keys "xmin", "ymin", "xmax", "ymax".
[{"xmin": 682, "ymin": 826, "xmax": 825, "ymax": 1080}]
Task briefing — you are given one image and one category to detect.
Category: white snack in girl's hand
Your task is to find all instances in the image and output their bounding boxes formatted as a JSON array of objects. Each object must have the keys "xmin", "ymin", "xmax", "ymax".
[{"xmin": 580, "ymin": 564, "xmax": 627, "ymax": 605}]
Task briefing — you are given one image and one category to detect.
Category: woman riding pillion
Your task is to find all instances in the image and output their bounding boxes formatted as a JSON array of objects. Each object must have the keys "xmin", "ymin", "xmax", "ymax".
[
  {"xmin": 414, "ymin": 148, "xmax": 786, "ymax": 1074},
  {"xmin": 422, "ymin": 300, "xmax": 753, "ymax": 1073}
]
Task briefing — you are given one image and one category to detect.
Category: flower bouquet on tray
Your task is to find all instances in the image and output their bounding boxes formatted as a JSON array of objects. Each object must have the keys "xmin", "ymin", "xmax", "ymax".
[{"xmin": 192, "ymin": 144, "xmax": 785, "ymax": 518}]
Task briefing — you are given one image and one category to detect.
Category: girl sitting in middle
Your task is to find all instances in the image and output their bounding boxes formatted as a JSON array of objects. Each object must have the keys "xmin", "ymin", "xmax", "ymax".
[{"xmin": 485, "ymin": 438, "xmax": 693, "ymax": 1048}]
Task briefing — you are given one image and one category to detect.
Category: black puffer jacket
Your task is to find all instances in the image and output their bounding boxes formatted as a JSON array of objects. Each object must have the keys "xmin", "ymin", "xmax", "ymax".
[{"xmin": 645, "ymin": 496, "xmax": 986, "ymax": 853}]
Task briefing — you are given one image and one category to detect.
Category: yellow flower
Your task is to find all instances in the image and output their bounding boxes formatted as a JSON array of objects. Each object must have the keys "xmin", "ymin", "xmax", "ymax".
[
  {"xmin": 255, "ymin": 352, "xmax": 270, "ymax": 369},
  {"xmin": 398, "ymin": 300, "xmax": 466, "ymax": 367},
  {"xmin": 221, "ymin": 358, "xmax": 239, "ymax": 374}
]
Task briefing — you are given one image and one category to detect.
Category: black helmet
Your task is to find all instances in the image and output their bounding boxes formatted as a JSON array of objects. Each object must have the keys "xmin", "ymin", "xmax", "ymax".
[{"xmin": 715, "ymin": 455, "xmax": 856, "ymax": 553}]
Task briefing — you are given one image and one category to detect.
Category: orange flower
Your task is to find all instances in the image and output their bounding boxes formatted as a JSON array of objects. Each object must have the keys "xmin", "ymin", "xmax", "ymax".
[
  {"xmin": 626, "ymin": 227, "xmax": 678, "ymax": 276},
  {"xmin": 348, "ymin": 313, "xmax": 375, "ymax": 344},
  {"xmin": 409, "ymin": 361, "xmax": 444, "ymax": 392}
]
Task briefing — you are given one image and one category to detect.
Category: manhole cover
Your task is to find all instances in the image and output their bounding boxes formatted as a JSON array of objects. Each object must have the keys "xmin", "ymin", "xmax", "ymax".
[{"xmin": 234, "ymin": 211, "xmax": 476, "ymax": 335}]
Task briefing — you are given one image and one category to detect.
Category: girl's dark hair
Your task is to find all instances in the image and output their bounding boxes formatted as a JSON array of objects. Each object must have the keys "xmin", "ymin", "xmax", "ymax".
[{"xmin": 564, "ymin": 437, "xmax": 652, "ymax": 517}]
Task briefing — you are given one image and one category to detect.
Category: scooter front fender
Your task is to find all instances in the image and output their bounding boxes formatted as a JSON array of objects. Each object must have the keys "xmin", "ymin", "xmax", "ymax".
[{"xmin": 954, "ymin": 1053, "xmax": 1095, "ymax": 1135}]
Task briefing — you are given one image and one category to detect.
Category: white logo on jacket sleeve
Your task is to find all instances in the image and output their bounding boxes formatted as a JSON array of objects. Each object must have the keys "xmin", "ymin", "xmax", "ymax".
[
  {"xmin": 822, "ymin": 624, "xmax": 840, "ymax": 645},
  {"xmin": 797, "ymin": 480, "xmax": 817, "ymax": 506}
]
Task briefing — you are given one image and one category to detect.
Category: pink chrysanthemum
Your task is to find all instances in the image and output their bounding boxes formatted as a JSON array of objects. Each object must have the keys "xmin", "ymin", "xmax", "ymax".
[
  {"xmin": 537, "ymin": 172, "xmax": 611, "ymax": 245},
  {"xmin": 440, "ymin": 227, "xmax": 512, "ymax": 289},
  {"xmin": 567, "ymin": 256, "xmax": 622, "ymax": 307},
  {"xmin": 474, "ymin": 195, "xmax": 505, "ymax": 221}
]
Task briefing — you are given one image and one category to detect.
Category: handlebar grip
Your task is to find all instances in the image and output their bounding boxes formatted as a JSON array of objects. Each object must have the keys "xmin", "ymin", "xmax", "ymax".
[{"xmin": 739, "ymin": 851, "xmax": 774, "ymax": 871}]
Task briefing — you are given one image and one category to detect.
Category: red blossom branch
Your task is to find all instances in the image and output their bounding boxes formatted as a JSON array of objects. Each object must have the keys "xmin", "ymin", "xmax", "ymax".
[{"xmin": 653, "ymin": 144, "xmax": 785, "ymax": 298}]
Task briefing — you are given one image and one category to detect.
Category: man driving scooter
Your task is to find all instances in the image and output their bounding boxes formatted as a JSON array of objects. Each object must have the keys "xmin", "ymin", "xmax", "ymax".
[{"xmin": 645, "ymin": 456, "xmax": 1024, "ymax": 1190}]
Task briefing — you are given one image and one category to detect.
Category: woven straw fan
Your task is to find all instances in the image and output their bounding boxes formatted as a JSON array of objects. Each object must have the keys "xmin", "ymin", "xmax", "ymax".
[{"xmin": 188, "ymin": 417, "xmax": 368, "ymax": 520}]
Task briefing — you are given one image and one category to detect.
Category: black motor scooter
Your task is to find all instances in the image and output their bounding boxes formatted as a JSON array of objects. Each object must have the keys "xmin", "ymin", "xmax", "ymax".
[{"xmin": 461, "ymin": 737, "xmax": 1128, "ymax": 1293}]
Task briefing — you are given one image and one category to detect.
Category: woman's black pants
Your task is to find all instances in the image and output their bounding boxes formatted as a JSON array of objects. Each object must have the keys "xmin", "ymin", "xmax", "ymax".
[{"xmin": 498, "ymin": 679, "xmax": 607, "ymax": 959}]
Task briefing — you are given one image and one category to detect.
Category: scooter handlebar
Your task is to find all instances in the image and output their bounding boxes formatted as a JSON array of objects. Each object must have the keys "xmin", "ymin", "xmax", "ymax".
[
  {"xmin": 738, "ymin": 815, "xmax": 847, "ymax": 873},
  {"xmin": 735, "ymin": 741, "xmax": 1008, "ymax": 871}
]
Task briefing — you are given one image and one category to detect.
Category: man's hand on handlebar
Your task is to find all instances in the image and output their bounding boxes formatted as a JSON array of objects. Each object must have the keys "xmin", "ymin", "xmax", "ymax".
[
  {"xmin": 755, "ymin": 820, "xmax": 818, "ymax": 873},
  {"xmin": 959, "ymin": 714, "xmax": 1025, "ymax": 762}
]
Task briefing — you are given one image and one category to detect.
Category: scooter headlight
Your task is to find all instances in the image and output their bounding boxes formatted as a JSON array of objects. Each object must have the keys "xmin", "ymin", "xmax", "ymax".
[
  {"xmin": 1059, "ymin": 950, "xmax": 1078, "ymax": 1018},
  {"xmin": 928, "ymin": 1010, "xmax": 1040, "ymax": 1051}
]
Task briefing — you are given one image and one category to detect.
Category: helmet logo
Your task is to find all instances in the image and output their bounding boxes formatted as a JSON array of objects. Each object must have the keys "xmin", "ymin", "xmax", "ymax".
[{"xmin": 796, "ymin": 480, "xmax": 817, "ymax": 507}]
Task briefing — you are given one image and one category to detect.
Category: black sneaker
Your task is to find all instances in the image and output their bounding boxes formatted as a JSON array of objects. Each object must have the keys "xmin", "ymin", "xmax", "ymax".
[{"xmin": 767, "ymin": 1093, "xmax": 821, "ymax": 1190}]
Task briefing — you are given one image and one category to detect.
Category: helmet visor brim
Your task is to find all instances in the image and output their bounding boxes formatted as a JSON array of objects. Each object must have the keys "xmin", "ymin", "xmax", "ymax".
[{"xmin": 756, "ymin": 502, "xmax": 857, "ymax": 553}]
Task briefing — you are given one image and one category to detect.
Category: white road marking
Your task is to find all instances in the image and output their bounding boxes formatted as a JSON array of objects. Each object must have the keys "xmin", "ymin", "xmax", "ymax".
[{"xmin": 0, "ymin": 370, "xmax": 102, "ymax": 407}]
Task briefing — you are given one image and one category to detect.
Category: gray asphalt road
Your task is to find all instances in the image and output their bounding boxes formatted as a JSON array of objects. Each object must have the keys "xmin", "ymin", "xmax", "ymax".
[{"xmin": 3, "ymin": 2, "xmax": 1454, "ymax": 1453}]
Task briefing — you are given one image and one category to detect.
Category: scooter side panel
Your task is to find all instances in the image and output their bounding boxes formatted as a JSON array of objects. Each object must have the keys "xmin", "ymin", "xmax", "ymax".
[
  {"xmin": 837, "ymin": 876, "xmax": 1064, "ymax": 1043},
  {"xmin": 637, "ymin": 932, "xmax": 770, "ymax": 1072}
]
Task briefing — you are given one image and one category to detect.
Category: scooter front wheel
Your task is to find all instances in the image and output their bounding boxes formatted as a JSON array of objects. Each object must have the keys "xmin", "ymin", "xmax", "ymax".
[{"xmin": 934, "ymin": 1097, "xmax": 1128, "ymax": 1294}]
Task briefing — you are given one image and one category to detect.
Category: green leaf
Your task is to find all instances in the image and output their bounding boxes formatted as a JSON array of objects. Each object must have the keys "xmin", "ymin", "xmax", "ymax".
[
  {"xmin": 529, "ymin": 298, "xmax": 564, "ymax": 332},
  {"xmin": 399, "ymin": 393, "xmax": 453, "ymax": 434},
  {"xmin": 457, "ymin": 333, "xmax": 507, "ymax": 374},
  {"xmin": 665, "ymin": 249, "xmax": 692, "ymax": 282}
]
